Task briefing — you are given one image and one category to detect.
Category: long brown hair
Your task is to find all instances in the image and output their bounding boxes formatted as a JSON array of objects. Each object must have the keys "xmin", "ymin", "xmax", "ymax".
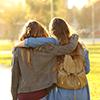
[
  {"xmin": 49, "ymin": 17, "xmax": 84, "ymax": 72},
  {"xmin": 49, "ymin": 17, "xmax": 71, "ymax": 45},
  {"xmin": 19, "ymin": 20, "xmax": 49, "ymax": 65}
]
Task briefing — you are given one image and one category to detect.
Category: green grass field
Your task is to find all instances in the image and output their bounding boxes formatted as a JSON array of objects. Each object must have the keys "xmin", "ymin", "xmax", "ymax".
[
  {"xmin": 0, "ymin": 43, "xmax": 13, "ymax": 65},
  {"xmin": 86, "ymin": 43, "xmax": 100, "ymax": 100},
  {"xmin": 0, "ymin": 42, "xmax": 100, "ymax": 100}
]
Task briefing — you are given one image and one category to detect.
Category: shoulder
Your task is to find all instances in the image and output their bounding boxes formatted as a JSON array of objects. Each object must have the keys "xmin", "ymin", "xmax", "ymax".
[
  {"xmin": 11, "ymin": 48, "xmax": 21, "ymax": 66},
  {"xmin": 79, "ymin": 39, "xmax": 86, "ymax": 49},
  {"xmin": 78, "ymin": 42, "xmax": 89, "ymax": 56},
  {"xmin": 13, "ymin": 47, "xmax": 21, "ymax": 56},
  {"xmin": 37, "ymin": 44, "xmax": 57, "ymax": 53},
  {"xmin": 78, "ymin": 40, "xmax": 87, "ymax": 51},
  {"xmin": 40, "ymin": 44, "xmax": 56, "ymax": 50}
]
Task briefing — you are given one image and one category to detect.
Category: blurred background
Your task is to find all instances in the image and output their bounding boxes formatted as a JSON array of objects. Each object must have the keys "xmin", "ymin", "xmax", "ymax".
[
  {"xmin": 0, "ymin": 0, "xmax": 100, "ymax": 100},
  {"xmin": 0, "ymin": 0, "xmax": 100, "ymax": 40}
]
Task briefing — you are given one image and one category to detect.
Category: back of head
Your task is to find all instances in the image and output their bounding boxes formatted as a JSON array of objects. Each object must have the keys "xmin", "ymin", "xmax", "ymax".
[
  {"xmin": 49, "ymin": 17, "xmax": 71, "ymax": 45},
  {"xmin": 50, "ymin": 18, "xmax": 84, "ymax": 72},
  {"xmin": 19, "ymin": 20, "xmax": 49, "ymax": 41},
  {"xmin": 18, "ymin": 20, "xmax": 49, "ymax": 66}
]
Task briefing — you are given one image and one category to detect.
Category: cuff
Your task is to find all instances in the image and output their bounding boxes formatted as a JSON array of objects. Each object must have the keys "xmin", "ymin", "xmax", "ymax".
[{"xmin": 24, "ymin": 39, "xmax": 29, "ymax": 47}]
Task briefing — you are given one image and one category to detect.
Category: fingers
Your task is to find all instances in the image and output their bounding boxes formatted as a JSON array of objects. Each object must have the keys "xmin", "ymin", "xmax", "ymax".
[{"xmin": 71, "ymin": 34, "xmax": 79, "ymax": 40}]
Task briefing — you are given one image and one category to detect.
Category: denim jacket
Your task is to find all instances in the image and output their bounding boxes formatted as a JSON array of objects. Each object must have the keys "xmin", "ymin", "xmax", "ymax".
[{"xmin": 24, "ymin": 37, "xmax": 90, "ymax": 100}]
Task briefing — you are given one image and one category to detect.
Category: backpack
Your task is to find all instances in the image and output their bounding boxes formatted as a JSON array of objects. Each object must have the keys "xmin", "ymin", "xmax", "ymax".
[
  {"xmin": 56, "ymin": 52, "xmax": 87, "ymax": 100},
  {"xmin": 57, "ymin": 54, "xmax": 87, "ymax": 90}
]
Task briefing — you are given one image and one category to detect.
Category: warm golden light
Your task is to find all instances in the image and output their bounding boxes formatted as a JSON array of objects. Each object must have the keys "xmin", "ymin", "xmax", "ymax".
[
  {"xmin": 91, "ymin": 0, "xmax": 94, "ymax": 2},
  {"xmin": 14, "ymin": 0, "xmax": 25, "ymax": 4},
  {"xmin": 14, "ymin": 0, "xmax": 25, "ymax": 6},
  {"xmin": 0, "ymin": 9, "xmax": 4, "ymax": 13},
  {"xmin": 14, "ymin": 0, "xmax": 20, "ymax": 2},
  {"xmin": 68, "ymin": 0, "xmax": 89, "ymax": 9},
  {"xmin": 22, "ymin": 1, "xmax": 25, "ymax": 6}
]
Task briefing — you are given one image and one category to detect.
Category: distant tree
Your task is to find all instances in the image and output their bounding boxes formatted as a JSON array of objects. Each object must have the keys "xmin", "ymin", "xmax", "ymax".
[
  {"xmin": 25, "ymin": 0, "xmax": 51, "ymax": 28},
  {"xmin": 1, "ymin": 1, "xmax": 27, "ymax": 39},
  {"xmin": 25, "ymin": 0, "xmax": 67, "ymax": 29},
  {"xmin": 53, "ymin": 0, "xmax": 67, "ymax": 19},
  {"xmin": 76, "ymin": 7, "xmax": 92, "ymax": 29}
]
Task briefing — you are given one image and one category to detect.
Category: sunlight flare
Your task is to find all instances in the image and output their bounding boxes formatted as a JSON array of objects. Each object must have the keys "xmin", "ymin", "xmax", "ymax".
[{"xmin": 68, "ymin": 0, "xmax": 89, "ymax": 9}]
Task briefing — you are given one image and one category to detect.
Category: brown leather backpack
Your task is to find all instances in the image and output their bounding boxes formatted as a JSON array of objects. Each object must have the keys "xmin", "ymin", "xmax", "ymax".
[
  {"xmin": 57, "ymin": 54, "xmax": 87, "ymax": 100},
  {"xmin": 57, "ymin": 55, "xmax": 87, "ymax": 89}
]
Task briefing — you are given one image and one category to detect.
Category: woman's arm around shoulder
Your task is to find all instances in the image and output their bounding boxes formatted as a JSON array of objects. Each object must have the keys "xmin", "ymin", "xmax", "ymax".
[
  {"xmin": 24, "ymin": 37, "xmax": 59, "ymax": 47},
  {"xmin": 43, "ymin": 34, "xmax": 79, "ymax": 55},
  {"xmin": 12, "ymin": 37, "xmax": 59, "ymax": 53}
]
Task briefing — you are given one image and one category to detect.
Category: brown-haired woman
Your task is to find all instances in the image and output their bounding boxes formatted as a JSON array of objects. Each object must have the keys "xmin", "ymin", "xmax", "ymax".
[
  {"xmin": 46, "ymin": 17, "xmax": 90, "ymax": 100},
  {"xmin": 11, "ymin": 20, "xmax": 78, "ymax": 100}
]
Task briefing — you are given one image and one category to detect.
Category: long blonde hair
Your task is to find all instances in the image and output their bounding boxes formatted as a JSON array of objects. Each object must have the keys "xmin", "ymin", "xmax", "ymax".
[
  {"xmin": 49, "ymin": 17, "xmax": 84, "ymax": 72},
  {"xmin": 19, "ymin": 20, "xmax": 49, "ymax": 66}
]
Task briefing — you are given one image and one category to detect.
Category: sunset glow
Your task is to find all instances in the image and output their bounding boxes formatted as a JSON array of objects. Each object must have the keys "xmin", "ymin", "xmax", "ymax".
[{"xmin": 68, "ymin": 0, "xmax": 89, "ymax": 9}]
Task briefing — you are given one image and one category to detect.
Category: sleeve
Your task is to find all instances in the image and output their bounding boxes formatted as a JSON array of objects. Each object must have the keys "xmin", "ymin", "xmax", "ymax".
[
  {"xmin": 43, "ymin": 34, "xmax": 79, "ymax": 56},
  {"xmin": 80, "ymin": 41, "xmax": 90, "ymax": 74},
  {"xmin": 24, "ymin": 37, "xmax": 59, "ymax": 47},
  {"xmin": 11, "ymin": 49, "xmax": 20, "ymax": 100},
  {"xmin": 83, "ymin": 50, "xmax": 90, "ymax": 74}
]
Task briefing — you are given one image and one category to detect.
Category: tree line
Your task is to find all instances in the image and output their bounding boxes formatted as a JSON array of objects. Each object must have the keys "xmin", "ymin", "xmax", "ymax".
[{"xmin": 0, "ymin": 0, "xmax": 99, "ymax": 39}]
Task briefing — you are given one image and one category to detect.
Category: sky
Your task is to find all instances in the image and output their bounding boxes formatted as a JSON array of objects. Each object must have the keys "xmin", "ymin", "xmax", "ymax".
[{"xmin": 68, "ymin": 0, "xmax": 89, "ymax": 9}]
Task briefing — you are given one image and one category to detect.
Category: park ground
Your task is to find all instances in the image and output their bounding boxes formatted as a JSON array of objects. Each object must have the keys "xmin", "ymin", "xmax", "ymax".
[{"xmin": 0, "ymin": 65, "xmax": 12, "ymax": 100}]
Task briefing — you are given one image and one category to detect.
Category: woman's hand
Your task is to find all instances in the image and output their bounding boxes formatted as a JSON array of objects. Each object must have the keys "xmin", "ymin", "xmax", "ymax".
[{"xmin": 12, "ymin": 41, "xmax": 25, "ymax": 54}]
